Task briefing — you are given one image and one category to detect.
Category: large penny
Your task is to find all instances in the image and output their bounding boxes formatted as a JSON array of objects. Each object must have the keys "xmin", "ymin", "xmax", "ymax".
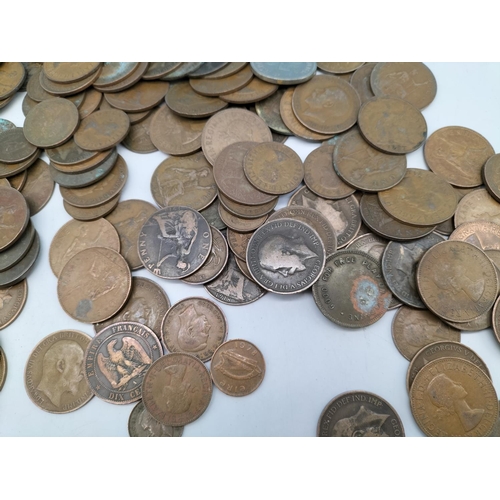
[
  {"xmin": 79, "ymin": 88, "xmax": 102, "ymax": 119},
  {"xmin": 43, "ymin": 62, "xmax": 101, "ymax": 84},
  {"xmin": 0, "ymin": 62, "xmax": 26, "ymax": 99},
  {"xmin": 0, "ymin": 280, "xmax": 28, "ymax": 330},
  {"xmin": 0, "ymin": 186, "xmax": 30, "ymax": 251},
  {"xmin": 20, "ymin": 158, "xmax": 54, "ymax": 215},
  {"xmin": 454, "ymin": 188, "xmax": 500, "ymax": 227},
  {"xmin": 128, "ymin": 400, "xmax": 183, "ymax": 437},
  {"xmin": 50, "ymin": 147, "xmax": 112, "ymax": 175},
  {"xmin": 218, "ymin": 191, "xmax": 277, "ymax": 219},
  {"xmin": 39, "ymin": 70, "xmax": 100, "ymax": 97},
  {"xmin": 95, "ymin": 63, "xmax": 148, "ymax": 93},
  {"xmin": 0, "ymin": 128, "xmax": 38, "ymax": 163},
  {"xmin": 218, "ymin": 203, "xmax": 268, "ymax": 232},
  {"xmin": 46, "ymin": 137, "xmax": 98, "ymax": 166},
  {"xmin": 251, "ymin": 62, "xmax": 317, "ymax": 85},
  {"xmin": 449, "ymin": 220, "xmax": 500, "ymax": 251},
  {"xmin": 165, "ymin": 81, "xmax": 227, "ymax": 118},
  {"xmin": 227, "ymin": 228, "xmax": 253, "ymax": 261}
]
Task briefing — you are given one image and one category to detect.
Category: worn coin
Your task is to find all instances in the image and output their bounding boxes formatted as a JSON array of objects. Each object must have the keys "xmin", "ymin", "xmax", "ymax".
[
  {"xmin": 190, "ymin": 65, "xmax": 253, "ymax": 96},
  {"xmin": 21, "ymin": 94, "xmax": 38, "ymax": 116},
  {"xmin": 93, "ymin": 62, "xmax": 139, "ymax": 87},
  {"xmin": 7, "ymin": 170, "xmax": 27, "ymax": 191},
  {"xmin": 0, "ymin": 186, "xmax": 30, "ymax": 251},
  {"xmin": 20, "ymin": 159, "xmax": 54, "ymax": 215},
  {"xmin": 220, "ymin": 77, "xmax": 278, "ymax": 104},
  {"xmin": 188, "ymin": 62, "xmax": 229, "ymax": 78},
  {"xmin": 0, "ymin": 346, "xmax": 6, "ymax": 390},
  {"xmin": 454, "ymin": 187, "xmax": 500, "ymax": 227},
  {"xmin": 128, "ymin": 400, "xmax": 183, "ymax": 437},
  {"xmin": 200, "ymin": 198, "xmax": 226, "ymax": 230},
  {"xmin": 203, "ymin": 63, "xmax": 248, "ymax": 80},
  {"xmin": 50, "ymin": 147, "xmax": 112, "ymax": 176},
  {"xmin": 39, "ymin": 70, "xmax": 100, "ymax": 97},
  {"xmin": 491, "ymin": 296, "xmax": 500, "ymax": 344},
  {"xmin": 0, "ymin": 94, "xmax": 15, "ymax": 109},
  {"xmin": 317, "ymin": 390, "xmax": 404, "ymax": 437},
  {"xmin": 235, "ymin": 256, "xmax": 255, "ymax": 282},
  {"xmin": 0, "ymin": 127, "xmax": 38, "ymax": 163},
  {"xmin": 483, "ymin": 154, "xmax": 500, "ymax": 202},
  {"xmin": 0, "ymin": 221, "xmax": 35, "ymax": 272},
  {"xmin": 218, "ymin": 203, "xmax": 268, "ymax": 232},
  {"xmin": 85, "ymin": 321, "xmax": 162, "ymax": 404},
  {"xmin": 0, "ymin": 148, "xmax": 39, "ymax": 178},
  {"xmin": 143, "ymin": 62, "xmax": 182, "ymax": 80},
  {"xmin": 0, "ymin": 62, "xmax": 26, "ymax": 99},
  {"xmin": 165, "ymin": 81, "xmax": 227, "ymax": 118},
  {"xmin": 0, "ymin": 280, "xmax": 28, "ymax": 330},
  {"xmin": 227, "ymin": 228, "xmax": 253, "ymax": 261},
  {"xmin": 43, "ymin": 62, "xmax": 101, "ymax": 84},
  {"xmin": 251, "ymin": 62, "xmax": 316, "ymax": 85},
  {"xmin": 78, "ymin": 88, "xmax": 102, "ymax": 119},
  {"xmin": 104, "ymin": 80, "xmax": 169, "ymax": 112},
  {"xmin": 0, "ymin": 118, "xmax": 16, "ymax": 134},
  {"xmin": 24, "ymin": 330, "xmax": 93, "ymax": 413},
  {"xmin": 122, "ymin": 112, "xmax": 157, "ymax": 154},
  {"xmin": 46, "ymin": 137, "xmax": 98, "ymax": 166},
  {"xmin": 96, "ymin": 63, "xmax": 148, "ymax": 92},
  {"xmin": 142, "ymin": 352, "xmax": 212, "ymax": 425},
  {"xmin": 27, "ymin": 68, "xmax": 54, "ymax": 102},
  {"xmin": 317, "ymin": 63, "xmax": 365, "ymax": 74},
  {"xmin": 160, "ymin": 62, "xmax": 203, "ymax": 81},
  {"xmin": 445, "ymin": 309, "xmax": 493, "ymax": 332},
  {"xmin": 449, "ymin": 220, "xmax": 500, "ymax": 251},
  {"xmin": 218, "ymin": 191, "xmax": 277, "ymax": 219},
  {"xmin": 255, "ymin": 88, "xmax": 293, "ymax": 135},
  {"xmin": 349, "ymin": 63, "xmax": 376, "ymax": 104},
  {"xmin": 0, "ymin": 231, "xmax": 39, "ymax": 288},
  {"xmin": 57, "ymin": 247, "xmax": 131, "ymax": 323},
  {"xmin": 63, "ymin": 192, "xmax": 120, "ymax": 221}
]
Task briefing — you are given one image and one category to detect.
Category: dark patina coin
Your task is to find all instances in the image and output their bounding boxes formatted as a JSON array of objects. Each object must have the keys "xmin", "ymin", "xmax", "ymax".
[
  {"xmin": 0, "ymin": 221, "xmax": 35, "ymax": 272},
  {"xmin": 0, "ymin": 232, "xmax": 40, "ymax": 288},
  {"xmin": 0, "ymin": 128, "xmax": 38, "ymax": 163}
]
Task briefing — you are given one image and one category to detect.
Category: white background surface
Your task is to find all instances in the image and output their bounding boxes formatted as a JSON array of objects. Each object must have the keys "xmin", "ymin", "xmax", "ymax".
[{"xmin": 0, "ymin": 63, "xmax": 499, "ymax": 437}]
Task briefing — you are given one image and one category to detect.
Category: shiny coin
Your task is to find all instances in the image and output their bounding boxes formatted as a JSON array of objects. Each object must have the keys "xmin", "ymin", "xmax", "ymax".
[
  {"xmin": 0, "ymin": 186, "xmax": 30, "ymax": 251},
  {"xmin": 255, "ymin": 88, "xmax": 293, "ymax": 135},
  {"xmin": 0, "ymin": 346, "xmax": 6, "ymax": 390},
  {"xmin": 317, "ymin": 63, "xmax": 365, "ymax": 74},
  {"xmin": 43, "ymin": 62, "xmax": 101, "ymax": 84},
  {"xmin": 0, "ymin": 232, "xmax": 39, "ymax": 288},
  {"xmin": 165, "ymin": 81, "xmax": 227, "ymax": 118},
  {"xmin": 104, "ymin": 80, "xmax": 169, "ymax": 112},
  {"xmin": 0, "ymin": 221, "xmax": 35, "ymax": 272},
  {"xmin": 0, "ymin": 280, "xmax": 28, "ymax": 330},
  {"xmin": 128, "ymin": 400, "xmax": 183, "ymax": 437},
  {"xmin": 0, "ymin": 127, "xmax": 38, "ymax": 163},
  {"xmin": 189, "ymin": 65, "xmax": 253, "ymax": 96},
  {"xmin": 0, "ymin": 62, "xmax": 25, "ymax": 99},
  {"xmin": 219, "ymin": 77, "xmax": 278, "ymax": 104},
  {"xmin": 349, "ymin": 63, "xmax": 376, "ymax": 104},
  {"xmin": 122, "ymin": 112, "xmax": 157, "ymax": 154},
  {"xmin": 483, "ymin": 154, "xmax": 500, "ymax": 202},
  {"xmin": 20, "ymin": 159, "xmax": 54, "ymax": 215},
  {"xmin": 454, "ymin": 187, "xmax": 500, "ymax": 227},
  {"xmin": 63, "ymin": 193, "xmax": 120, "ymax": 221},
  {"xmin": 251, "ymin": 62, "xmax": 316, "ymax": 85}
]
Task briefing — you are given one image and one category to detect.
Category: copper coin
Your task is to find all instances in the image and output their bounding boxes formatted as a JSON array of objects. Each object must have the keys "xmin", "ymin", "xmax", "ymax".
[
  {"xmin": 151, "ymin": 152, "xmax": 217, "ymax": 211},
  {"xmin": 127, "ymin": 108, "xmax": 154, "ymax": 125},
  {"xmin": 303, "ymin": 145, "xmax": 355, "ymax": 199},
  {"xmin": 94, "ymin": 276, "xmax": 170, "ymax": 339},
  {"xmin": 188, "ymin": 63, "xmax": 230, "ymax": 77},
  {"xmin": 0, "ymin": 177, "xmax": 10, "ymax": 187},
  {"xmin": 204, "ymin": 62, "xmax": 248, "ymax": 80},
  {"xmin": 0, "ymin": 148, "xmax": 40, "ymax": 178},
  {"xmin": 292, "ymin": 75, "xmax": 360, "ymax": 135},
  {"xmin": 200, "ymin": 198, "xmax": 227, "ymax": 231},
  {"xmin": 250, "ymin": 62, "xmax": 316, "ymax": 85},
  {"xmin": 0, "ymin": 232, "xmax": 39, "ymax": 288},
  {"xmin": 358, "ymin": 97, "xmax": 427, "ymax": 154},
  {"xmin": 371, "ymin": 62, "xmax": 437, "ymax": 109},
  {"xmin": 142, "ymin": 353, "xmax": 212, "ymax": 426},
  {"xmin": 39, "ymin": 69, "xmax": 101, "ymax": 96},
  {"xmin": 49, "ymin": 218, "xmax": 120, "ymax": 277},
  {"xmin": 483, "ymin": 154, "xmax": 500, "ymax": 201},
  {"xmin": 235, "ymin": 256, "xmax": 255, "ymax": 282},
  {"xmin": 449, "ymin": 220, "xmax": 500, "ymax": 250},
  {"xmin": 255, "ymin": 88, "xmax": 293, "ymax": 135},
  {"xmin": 160, "ymin": 62, "xmax": 203, "ymax": 81},
  {"xmin": 27, "ymin": 68, "xmax": 54, "ymax": 102},
  {"xmin": 424, "ymin": 126, "xmax": 494, "ymax": 188},
  {"xmin": 201, "ymin": 108, "xmax": 272, "ymax": 166},
  {"xmin": 142, "ymin": 62, "xmax": 183, "ymax": 80},
  {"xmin": 78, "ymin": 88, "xmax": 102, "ymax": 119},
  {"xmin": 317, "ymin": 390, "xmax": 404, "ymax": 437},
  {"xmin": 0, "ymin": 346, "xmax": 6, "ymax": 390},
  {"xmin": 0, "ymin": 94, "xmax": 15, "ymax": 109},
  {"xmin": 349, "ymin": 63, "xmax": 376, "ymax": 104},
  {"xmin": 57, "ymin": 247, "xmax": 131, "ymax": 323},
  {"xmin": 454, "ymin": 188, "xmax": 500, "ymax": 227},
  {"xmin": 43, "ymin": 62, "xmax": 101, "ymax": 84},
  {"xmin": 46, "ymin": 137, "xmax": 98, "ymax": 166},
  {"xmin": 0, "ymin": 221, "xmax": 35, "ymax": 272},
  {"xmin": 149, "ymin": 104, "xmax": 206, "ymax": 156},
  {"xmin": 85, "ymin": 321, "xmax": 162, "ymax": 405},
  {"xmin": 93, "ymin": 62, "xmax": 139, "ymax": 87},
  {"xmin": 104, "ymin": 80, "xmax": 169, "ymax": 112},
  {"xmin": 378, "ymin": 168, "xmax": 457, "ymax": 226},
  {"xmin": 165, "ymin": 81, "xmax": 227, "ymax": 118},
  {"xmin": 22, "ymin": 92, "xmax": 40, "ymax": 115},
  {"xmin": 63, "ymin": 193, "xmax": 120, "ymax": 221},
  {"xmin": 218, "ymin": 203, "xmax": 269, "ymax": 232},
  {"xmin": 189, "ymin": 65, "xmax": 253, "ymax": 96},
  {"xmin": 317, "ymin": 63, "xmax": 365, "ymax": 74},
  {"xmin": 219, "ymin": 77, "xmax": 278, "ymax": 104},
  {"xmin": 0, "ymin": 127, "xmax": 38, "ymax": 163},
  {"xmin": 218, "ymin": 191, "xmax": 277, "ymax": 219},
  {"xmin": 50, "ymin": 148, "xmax": 112, "ymax": 175},
  {"xmin": 445, "ymin": 310, "xmax": 493, "ymax": 332},
  {"xmin": 243, "ymin": 142, "xmax": 304, "ymax": 195},
  {"xmin": 227, "ymin": 228, "xmax": 253, "ymax": 261},
  {"xmin": 417, "ymin": 240, "xmax": 498, "ymax": 322},
  {"xmin": 0, "ymin": 62, "xmax": 26, "ymax": 99},
  {"xmin": 0, "ymin": 186, "xmax": 30, "ymax": 251},
  {"xmin": 74, "ymin": 109, "xmax": 130, "ymax": 151},
  {"xmin": 410, "ymin": 358, "xmax": 498, "ymax": 437},
  {"xmin": 491, "ymin": 295, "xmax": 500, "ymax": 343},
  {"xmin": 20, "ymin": 159, "xmax": 54, "ymax": 215},
  {"xmin": 24, "ymin": 330, "xmax": 94, "ymax": 413},
  {"xmin": 128, "ymin": 401, "xmax": 183, "ymax": 437},
  {"xmin": 0, "ymin": 280, "xmax": 28, "ymax": 330},
  {"xmin": 7, "ymin": 170, "xmax": 27, "ymax": 191}
]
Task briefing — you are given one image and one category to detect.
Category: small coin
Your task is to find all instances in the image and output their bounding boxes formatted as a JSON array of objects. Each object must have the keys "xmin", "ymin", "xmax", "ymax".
[
  {"xmin": 57, "ymin": 247, "xmax": 131, "ymax": 323},
  {"xmin": 0, "ymin": 186, "xmax": 30, "ymax": 251},
  {"xmin": 218, "ymin": 203, "xmax": 269, "ymax": 232},
  {"xmin": 200, "ymin": 198, "xmax": 226, "ymax": 230},
  {"xmin": 449, "ymin": 221, "xmax": 500, "ymax": 250},
  {"xmin": 63, "ymin": 192, "xmax": 120, "ymax": 221},
  {"xmin": 85, "ymin": 321, "xmax": 162, "ymax": 404},
  {"xmin": 43, "ymin": 62, "xmax": 101, "ymax": 84},
  {"xmin": 0, "ymin": 280, "xmax": 28, "ymax": 330},
  {"xmin": 317, "ymin": 390, "xmax": 404, "ymax": 437},
  {"xmin": 219, "ymin": 77, "xmax": 278, "ymax": 104},
  {"xmin": 0, "ymin": 62, "xmax": 26, "ymax": 99},
  {"xmin": 358, "ymin": 97, "xmax": 427, "ymax": 154},
  {"xmin": 410, "ymin": 358, "xmax": 498, "ymax": 436},
  {"xmin": 142, "ymin": 352, "xmax": 212, "ymax": 426},
  {"xmin": 104, "ymin": 80, "xmax": 169, "ymax": 112},
  {"xmin": 454, "ymin": 187, "xmax": 500, "ymax": 228},
  {"xmin": 122, "ymin": 112, "xmax": 157, "ymax": 154},
  {"xmin": 317, "ymin": 63, "xmax": 365, "ymax": 74},
  {"xmin": 218, "ymin": 191, "xmax": 277, "ymax": 219},
  {"xmin": 251, "ymin": 62, "xmax": 316, "ymax": 85},
  {"xmin": 128, "ymin": 400, "xmax": 183, "ymax": 437},
  {"xmin": 255, "ymin": 88, "xmax": 293, "ymax": 135},
  {"xmin": 483, "ymin": 154, "xmax": 500, "ymax": 202},
  {"xmin": 0, "ymin": 221, "xmax": 35, "ymax": 272},
  {"xmin": 165, "ymin": 81, "xmax": 227, "ymax": 118},
  {"xmin": 0, "ymin": 346, "xmax": 6, "ymax": 390},
  {"xmin": 93, "ymin": 62, "xmax": 139, "ymax": 87},
  {"xmin": 190, "ymin": 65, "xmax": 253, "ymax": 96},
  {"xmin": 349, "ymin": 63, "xmax": 376, "ymax": 104},
  {"xmin": 24, "ymin": 330, "xmax": 94, "ymax": 413},
  {"xmin": 0, "ymin": 127, "xmax": 38, "ymax": 163},
  {"xmin": 0, "ymin": 148, "xmax": 40, "ymax": 178}
]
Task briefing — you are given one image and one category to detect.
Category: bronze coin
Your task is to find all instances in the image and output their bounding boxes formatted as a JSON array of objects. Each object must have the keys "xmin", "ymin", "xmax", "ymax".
[
  {"xmin": 484, "ymin": 153, "xmax": 500, "ymax": 202},
  {"xmin": 46, "ymin": 137, "xmax": 98, "ymax": 166},
  {"xmin": 0, "ymin": 186, "xmax": 30, "ymax": 251},
  {"xmin": 255, "ymin": 88, "xmax": 293, "ymax": 135},
  {"xmin": 160, "ymin": 62, "xmax": 203, "ymax": 81},
  {"xmin": 128, "ymin": 401, "xmax": 183, "ymax": 437},
  {"xmin": 0, "ymin": 232, "xmax": 39, "ymax": 287},
  {"xmin": 0, "ymin": 346, "xmax": 6, "ymax": 389},
  {"xmin": 417, "ymin": 240, "xmax": 498, "ymax": 323},
  {"xmin": 85, "ymin": 321, "xmax": 162, "ymax": 405},
  {"xmin": 105, "ymin": 199, "xmax": 157, "ymax": 270},
  {"xmin": 349, "ymin": 63, "xmax": 376, "ymax": 104},
  {"xmin": 93, "ymin": 62, "xmax": 140, "ymax": 87},
  {"xmin": 243, "ymin": 142, "xmax": 304, "ymax": 195},
  {"xmin": 454, "ymin": 188, "xmax": 500, "ymax": 227},
  {"xmin": 63, "ymin": 193, "xmax": 120, "ymax": 221},
  {"xmin": 235, "ymin": 256, "xmax": 255, "ymax": 282},
  {"xmin": 57, "ymin": 247, "xmax": 132, "ymax": 323},
  {"xmin": 358, "ymin": 97, "xmax": 427, "ymax": 154},
  {"xmin": 149, "ymin": 104, "xmax": 206, "ymax": 156},
  {"xmin": 104, "ymin": 80, "xmax": 169, "ymax": 112},
  {"xmin": 378, "ymin": 168, "xmax": 457, "ymax": 226},
  {"xmin": 0, "ymin": 280, "xmax": 28, "ymax": 330},
  {"xmin": 0, "ymin": 94, "xmax": 15, "ymax": 109},
  {"xmin": 7, "ymin": 170, "xmax": 27, "ymax": 191},
  {"xmin": 0, "ymin": 127, "xmax": 38, "ymax": 163},
  {"xmin": 211, "ymin": 339, "xmax": 265, "ymax": 397},
  {"xmin": 0, "ymin": 148, "xmax": 40, "ymax": 178},
  {"xmin": 219, "ymin": 77, "xmax": 278, "ymax": 104},
  {"xmin": 445, "ymin": 310, "xmax": 493, "ymax": 332},
  {"xmin": 203, "ymin": 62, "xmax": 248, "ymax": 80},
  {"xmin": 333, "ymin": 127, "xmax": 407, "ymax": 192},
  {"xmin": 371, "ymin": 62, "xmax": 437, "ymax": 109},
  {"xmin": 50, "ymin": 148, "xmax": 112, "ymax": 176},
  {"xmin": 0, "ymin": 177, "xmax": 10, "ymax": 187},
  {"xmin": 0, "ymin": 62, "xmax": 26, "ymax": 99},
  {"xmin": 43, "ymin": 62, "xmax": 101, "ymax": 84},
  {"xmin": 78, "ymin": 88, "xmax": 103, "ymax": 120},
  {"xmin": 0, "ymin": 221, "xmax": 35, "ymax": 272},
  {"xmin": 20, "ymin": 159, "xmax": 54, "ymax": 215},
  {"xmin": 190, "ymin": 65, "xmax": 253, "ymax": 96},
  {"xmin": 424, "ymin": 126, "xmax": 494, "ymax": 188},
  {"xmin": 74, "ymin": 109, "xmax": 130, "ymax": 151},
  {"xmin": 24, "ymin": 330, "xmax": 94, "ymax": 413},
  {"xmin": 303, "ymin": 145, "xmax": 355, "ymax": 199},
  {"xmin": 26, "ymin": 68, "xmax": 54, "ymax": 102},
  {"xmin": 449, "ymin": 220, "xmax": 500, "ymax": 250},
  {"xmin": 94, "ymin": 276, "xmax": 171, "ymax": 340},
  {"xmin": 39, "ymin": 69, "xmax": 101, "ymax": 96},
  {"xmin": 165, "ymin": 81, "xmax": 228, "ymax": 118},
  {"xmin": 200, "ymin": 198, "xmax": 227, "ymax": 231},
  {"xmin": 491, "ymin": 295, "xmax": 500, "ymax": 344},
  {"xmin": 227, "ymin": 228, "xmax": 253, "ymax": 261},
  {"xmin": 201, "ymin": 108, "xmax": 272, "ymax": 166},
  {"xmin": 49, "ymin": 218, "xmax": 120, "ymax": 277},
  {"xmin": 142, "ymin": 62, "xmax": 183, "ymax": 80},
  {"xmin": 94, "ymin": 63, "xmax": 148, "ymax": 93},
  {"xmin": 218, "ymin": 191, "xmax": 277, "ymax": 219},
  {"xmin": 188, "ymin": 62, "xmax": 230, "ymax": 78},
  {"xmin": 127, "ymin": 108, "xmax": 154, "ymax": 125},
  {"xmin": 317, "ymin": 62, "xmax": 365, "ymax": 74},
  {"xmin": 292, "ymin": 75, "xmax": 360, "ymax": 134},
  {"xmin": 218, "ymin": 203, "xmax": 269, "ymax": 232}
]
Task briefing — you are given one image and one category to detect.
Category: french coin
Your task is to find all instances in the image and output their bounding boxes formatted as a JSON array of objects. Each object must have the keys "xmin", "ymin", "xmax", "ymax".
[
  {"xmin": 149, "ymin": 104, "xmax": 206, "ymax": 156},
  {"xmin": 0, "ymin": 118, "xmax": 16, "ymax": 134},
  {"xmin": 218, "ymin": 191, "xmax": 277, "ymax": 219},
  {"xmin": 7, "ymin": 170, "xmax": 27, "ymax": 190},
  {"xmin": 85, "ymin": 321, "xmax": 162, "ymax": 404},
  {"xmin": 142, "ymin": 62, "xmax": 183, "ymax": 80},
  {"xmin": 211, "ymin": 339, "xmax": 265, "ymax": 397},
  {"xmin": 312, "ymin": 250, "xmax": 391, "ymax": 328},
  {"xmin": 219, "ymin": 77, "xmax": 278, "ymax": 104},
  {"xmin": 292, "ymin": 75, "xmax": 360, "ymax": 135},
  {"xmin": 43, "ymin": 62, "xmax": 101, "ymax": 84},
  {"xmin": 46, "ymin": 137, "xmax": 98, "ymax": 166},
  {"xmin": 410, "ymin": 358, "xmax": 498, "ymax": 437},
  {"xmin": 317, "ymin": 390, "xmax": 404, "ymax": 437},
  {"xmin": 190, "ymin": 65, "xmax": 253, "ymax": 96},
  {"xmin": 20, "ymin": 158, "xmax": 54, "ymax": 215},
  {"xmin": 0, "ymin": 221, "xmax": 35, "ymax": 272},
  {"xmin": 63, "ymin": 194, "xmax": 120, "ymax": 221},
  {"xmin": 204, "ymin": 62, "xmax": 248, "ymax": 80},
  {"xmin": 255, "ymin": 88, "xmax": 293, "ymax": 135},
  {"xmin": 0, "ymin": 186, "xmax": 30, "ymax": 251},
  {"xmin": 303, "ymin": 145, "xmax": 355, "ymax": 200},
  {"xmin": 0, "ymin": 346, "xmax": 6, "ymax": 390},
  {"xmin": 182, "ymin": 226, "xmax": 228, "ymax": 285},
  {"xmin": 94, "ymin": 276, "xmax": 170, "ymax": 339},
  {"xmin": 392, "ymin": 306, "xmax": 460, "ymax": 361},
  {"xmin": 79, "ymin": 88, "xmax": 102, "ymax": 119},
  {"xmin": 74, "ymin": 109, "xmax": 130, "ymax": 151},
  {"xmin": 358, "ymin": 97, "xmax": 427, "ymax": 154},
  {"xmin": 151, "ymin": 152, "xmax": 217, "ymax": 211},
  {"xmin": 0, "ymin": 280, "xmax": 28, "ymax": 330},
  {"xmin": 93, "ymin": 62, "xmax": 139, "ymax": 87},
  {"xmin": 160, "ymin": 62, "xmax": 203, "ymax": 81},
  {"xmin": 218, "ymin": 203, "xmax": 269, "ymax": 232},
  {"xmin": 289, "ymin": 187, "xmax": 361, "ymax": 248},
  {"xmin": 0, "ymin": 127, "xmax": 38, "ymax": 163},
  {"xmin": 378, "ymin": 168, "xmax": 457, "ymax": 226},
  {"xmin": 280, "ymin": 88, "xmax": 334, "ymax": 141},
  {"xmin": 483, "ymin": 154, "xmax": 500, "ymax": 202},
  {"xmin": 165, "ymin": 81, "xmax": 227, "ymax": 118},
  {"xmin": 105, "ymin": 199, "xmax": 157, "ymax": 270},
  {"xmin": 138, "ymin": 206, "xmax": 212, "ymax": 279},
  {"xmin": 268, "ymin": 206, "xmax": 337, "ymax": 257},
  {"xmin": 104, "ymin": 80, "xmax": 169, "ymax": 112},
  {"xmin": 247, "ymin": 218, "xmax": 325, "ymax": 294},
  {"xmin": 201, "ymin": 108, "xmax": 272, "ymax": 166},
  {"xmin": 251, "ymin": 62, "xmax": 316, "ymax": 85},
  {"xmin": 382, "ymin": 233, "xmax": 445, "ymax": 309},
  {"xmin": 162, "ymin": 297, "xmax": 227, "ymax": 362},
  {"xmin": 0, "ymin": 62, "xmax": 26, "ymax": 99},
  {"xmin": 407, "ymin": 341, "xmax": 490, "ymax": 393},
  {"xmin": 50, "ymin": 147, "xmax": 112, "ymax": 175},
  {"xmin": 24, "ymin": 330, "xmax": 94, "ymax": 413},
  {"xmin": 128, "ymin": 400, "xmax": 183, "ymax": 437},
  {"xmin": 49, "ymin": 218, "xmax": 120, "ymax": 277},
  {"xmin": 205, "ymin": 252, "xmax": 266, "ymax": 305},
  {"xmin": 57, "ymin": 247, "xmax": 131, "ymax": 323},
  {"xmin": 39, "ymin": 69, "xmax": 100, "ymax": 96},
  {"xmin": 317, "ymin": 63, "xmax": 365, "ymax": 74},
  {"xmin": 227, "ymin": 228, "xmax": 253, "ymax": 261},
  {"xmin": 349, "ymin": 63, "xmax": 376, "ymax": 104},
  {"xmin": 424, "ymin": 126, "xmax": 494, "ymax": 187},
  {"xmin": 454, "ymin": 188, "xmax": 500, "ymax": 227},
  {"xmin": 417, "ymin": 240, "xmax": 498, "ymax": 322},
  {"xmin": 449, "ymin": 221, "xmax": 500, "ymax": 250},
  {"xmin": 200, "ymin": 198, "xmax": 226, "ymax": 230},
  {"xmin": 0, "ymin": 148, "xmax": 39, "ymax": 178},
  {"xmin": 333, "ymin": 128, "xmax": 407, "ymax": 192},
  {"xmin": 121, "ymin": 112, "xmax": 157, "ymax": 154},
  {"xmin": 188, "ymin": 62, "xmax": 229, "ymax": 77},
  {"xmin": 370, "ymin": 62, "xmax": 437, "ymax": 109}
]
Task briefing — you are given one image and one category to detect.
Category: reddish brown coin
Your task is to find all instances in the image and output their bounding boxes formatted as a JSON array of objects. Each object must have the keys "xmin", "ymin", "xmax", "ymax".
[{"xmin": 0, "ymin": 186, "xmax": 30, "ymax": 251}]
